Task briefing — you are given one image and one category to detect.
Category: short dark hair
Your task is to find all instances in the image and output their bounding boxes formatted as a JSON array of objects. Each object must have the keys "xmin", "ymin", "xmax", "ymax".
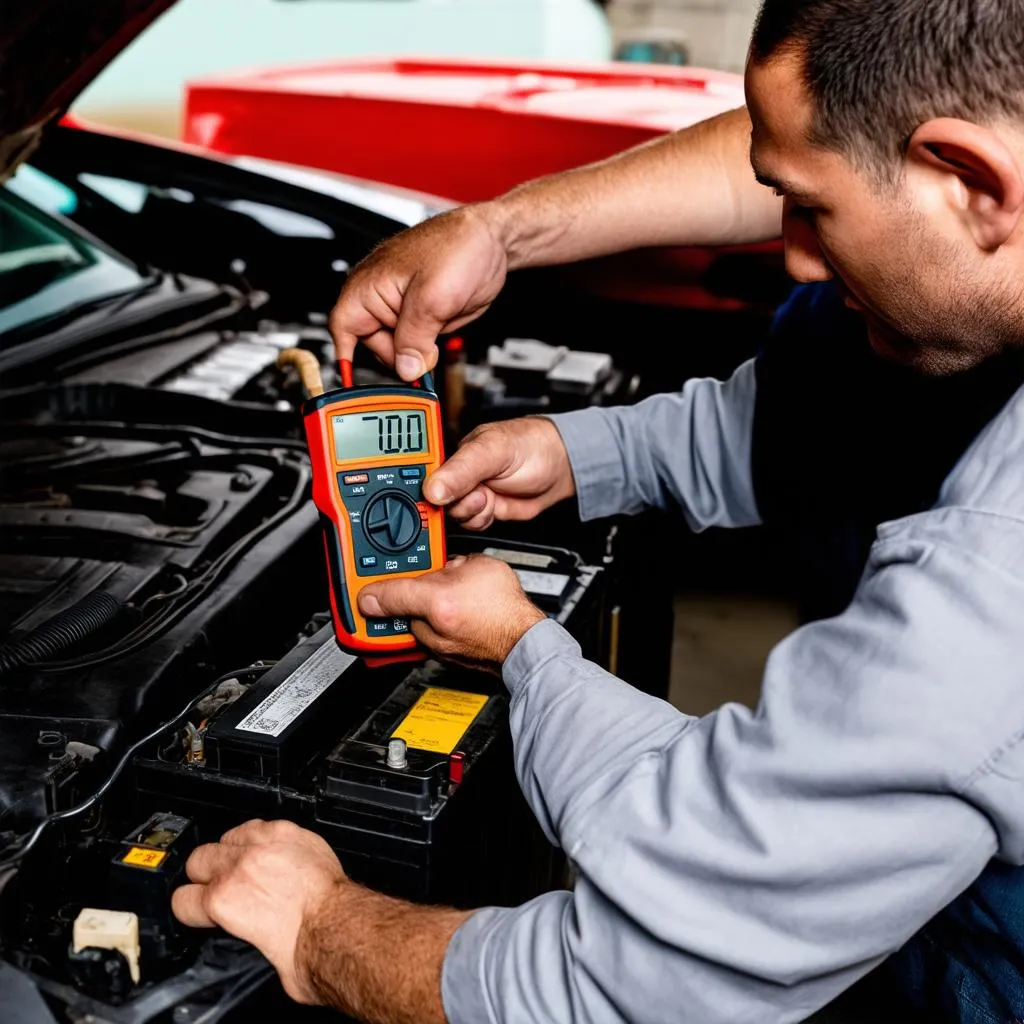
[{"xmin": 752, "ymin": 0, "xmax": 1024, "ymax": 179}]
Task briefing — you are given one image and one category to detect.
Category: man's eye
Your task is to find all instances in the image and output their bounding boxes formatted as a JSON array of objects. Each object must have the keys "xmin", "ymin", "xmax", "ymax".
[{"xmin": 786, "ymin": 199, "xmax": 817, "ymax": 222}]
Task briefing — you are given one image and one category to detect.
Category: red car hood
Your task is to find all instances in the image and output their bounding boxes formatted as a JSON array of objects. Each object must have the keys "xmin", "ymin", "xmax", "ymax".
[{"xmin": 0, "ymin": 0, "xmax": 176, "ymax": 179}]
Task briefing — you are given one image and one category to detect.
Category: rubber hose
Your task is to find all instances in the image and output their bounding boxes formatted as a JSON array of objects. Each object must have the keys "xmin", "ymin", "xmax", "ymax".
[{"xmin": 0, "ymin": 593, "xmax": 122, "ymax": 677}]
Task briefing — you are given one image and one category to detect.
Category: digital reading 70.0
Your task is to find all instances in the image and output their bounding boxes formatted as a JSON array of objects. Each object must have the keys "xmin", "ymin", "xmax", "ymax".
[{"xmin": 333, "ymin": 410, "xmax": 427, "ymax": 459}]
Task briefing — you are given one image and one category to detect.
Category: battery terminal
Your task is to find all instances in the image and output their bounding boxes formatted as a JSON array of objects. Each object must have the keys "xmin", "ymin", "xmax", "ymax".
[
  {"xmin": 386, "ymin": 738, "xmax": 408, "ymax": 770},
  {"xmin": 183, "ymin": 721, "xmax": 206, "ymax": 765}
]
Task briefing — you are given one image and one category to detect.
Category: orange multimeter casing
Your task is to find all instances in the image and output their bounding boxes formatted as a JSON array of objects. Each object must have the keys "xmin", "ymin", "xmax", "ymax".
[{"xmin": 302, "ymin": 375, "xmax": 446, "ymax": 659}]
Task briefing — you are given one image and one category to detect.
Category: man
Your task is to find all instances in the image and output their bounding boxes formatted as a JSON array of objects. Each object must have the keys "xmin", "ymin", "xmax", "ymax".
[{"xmin": 171, "ymin": 1, "xmax": 1024, "ymax": 1021}]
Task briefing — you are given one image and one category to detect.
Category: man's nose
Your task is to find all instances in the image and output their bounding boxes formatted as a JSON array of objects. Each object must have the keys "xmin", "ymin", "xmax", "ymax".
[{"xmin": 782, "ymin": 207, "xmax": 833, "ymax": 285}]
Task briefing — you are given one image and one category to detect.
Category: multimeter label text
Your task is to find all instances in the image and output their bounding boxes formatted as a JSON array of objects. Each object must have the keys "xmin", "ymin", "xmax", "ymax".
[{"xmin": 336, "ymin": 463, "xmax": 435, "ymax": 578}]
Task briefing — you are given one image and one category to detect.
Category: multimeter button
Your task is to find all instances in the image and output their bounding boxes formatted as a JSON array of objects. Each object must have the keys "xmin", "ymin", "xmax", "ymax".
[
  {"xmin": 364, "ymin": 493, "xmax": 420, "ymax": 552},
  {"xmin": 401, "ymin": 468, "xmax": 423, "ymax": 479},
  {"xmin": 343, "ymin": 473, "xmax": 370, "ymax": 485},
  {"xmin": 360, "ymin": 556, "xmax": 378, "ymax": 568}
]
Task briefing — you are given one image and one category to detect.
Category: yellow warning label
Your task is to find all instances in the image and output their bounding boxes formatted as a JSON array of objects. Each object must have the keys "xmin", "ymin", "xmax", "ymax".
[
  {"xmin": 122, "ymin": 847, "xmax": 168, "ymax": 869},
  {"xmin": 391, "ymin": 688, "xmax": 488, "ymax": 754}
]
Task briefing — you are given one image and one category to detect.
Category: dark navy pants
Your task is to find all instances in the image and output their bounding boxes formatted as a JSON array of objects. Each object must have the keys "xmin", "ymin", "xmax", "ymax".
[{"xmin": 881, "ymin": 862, "xmax": 1024, "ymax": 1023}]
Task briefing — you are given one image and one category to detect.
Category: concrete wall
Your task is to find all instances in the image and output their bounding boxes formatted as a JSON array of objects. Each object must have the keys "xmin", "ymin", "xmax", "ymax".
[{"xmin": 607, "ymin": 0, "xmax": 760, "ymax": 72}]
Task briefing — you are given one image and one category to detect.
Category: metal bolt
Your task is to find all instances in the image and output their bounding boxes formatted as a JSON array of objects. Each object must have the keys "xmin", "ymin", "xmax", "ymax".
[{"xmin": 386, "ymin": 738, "xmax": 408, "ymax": 770}]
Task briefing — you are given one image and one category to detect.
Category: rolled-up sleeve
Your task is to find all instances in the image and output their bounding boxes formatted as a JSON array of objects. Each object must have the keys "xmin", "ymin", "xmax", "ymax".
[
  {"xmin": 549, "ymin": 359, "xmax": 760, "ymax": 530},
  {"xmin": 443, "ymin": 494, "xmax": 1024, "ymax": 1022}
]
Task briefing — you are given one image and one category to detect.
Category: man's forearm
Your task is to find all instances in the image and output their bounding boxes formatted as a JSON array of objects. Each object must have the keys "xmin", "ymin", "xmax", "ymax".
[
  {"xmin": 481, "ymin": 106, "xmax": 782, "ymax": 270},
  {"xmin": 298, "ymin": 880, "xmax": 471, "ymax": 1024}
]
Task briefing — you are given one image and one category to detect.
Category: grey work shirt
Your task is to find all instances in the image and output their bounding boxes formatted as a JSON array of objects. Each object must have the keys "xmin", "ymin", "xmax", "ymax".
[{"xmin": 441, "ymin": 359, "xmax": 1024, "ymax": 1024}]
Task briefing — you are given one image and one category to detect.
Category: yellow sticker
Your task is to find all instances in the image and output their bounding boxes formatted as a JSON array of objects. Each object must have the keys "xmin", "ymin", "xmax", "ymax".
[
  {"xmin": 391, "ymin": 688, "xmax": 488, "ymax": 754},
  {"xmin": 122, "ymin": 847, "xmax": 167, "ymax": 869}
]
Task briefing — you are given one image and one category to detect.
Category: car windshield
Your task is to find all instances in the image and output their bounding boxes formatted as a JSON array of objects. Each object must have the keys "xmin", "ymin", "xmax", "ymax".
[{"xmin": 0, "ymin": 165, "xmax": 145, "ymax": 339}]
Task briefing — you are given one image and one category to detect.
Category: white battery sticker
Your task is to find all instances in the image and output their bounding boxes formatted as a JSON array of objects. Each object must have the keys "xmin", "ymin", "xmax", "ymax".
[
  {"xmin": 514, "ymin": 569, "xmax": 570, "ymax": 598},
  {"xmin": 234, "ymin": 640, "xmax": 355, "ymax": 738},
  {"xmin": 484, "ymin": 547, "xmax": 555, "ymax": 569}
]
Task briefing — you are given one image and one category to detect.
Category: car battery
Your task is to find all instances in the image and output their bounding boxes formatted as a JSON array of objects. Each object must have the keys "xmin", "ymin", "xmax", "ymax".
[
  {"xmin": 448, "ymin": 532, "xmax": 607, "ymax": 661},
  {"xmin": 133, "ymin": 535, "xmax": 605, "ymax": 908}
]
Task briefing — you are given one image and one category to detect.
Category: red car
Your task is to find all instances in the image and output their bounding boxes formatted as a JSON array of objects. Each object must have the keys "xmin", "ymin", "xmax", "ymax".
[{"xmin": 185, "ymin": 56, "xmax": 784, "ymax": 314}]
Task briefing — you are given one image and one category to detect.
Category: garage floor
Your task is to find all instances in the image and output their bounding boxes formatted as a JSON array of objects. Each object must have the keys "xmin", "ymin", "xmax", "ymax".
[{"xmin": 668, "ymin": 592, "xmax": 874, "ymax": 1024}]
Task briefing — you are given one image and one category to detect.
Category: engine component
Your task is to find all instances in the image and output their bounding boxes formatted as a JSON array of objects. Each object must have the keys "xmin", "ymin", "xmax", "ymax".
[
  {"xmin": 0, "ymin": 592, "xmax": 121, "ymax": 678},
  {"xmin": 276, "ymin": 346, "xmax": 325, "ymax": 399},
  {"xmin": 487, "ymin": 338, "xmax": 613, "ymax": 396},
  {"xmin": 461, "ymin": 337, "xmax": 626, "ymax": 430},
  {"xmin": 72, "ymin": 909, "xmax": 141, "ymax": 985},
  {"xmin": 203, "ymin": 629, "xmax": 357, "ymax": 781},
  {"xmin": 110, "ymin": 813, "xmax": 196, "ymax": 939}
]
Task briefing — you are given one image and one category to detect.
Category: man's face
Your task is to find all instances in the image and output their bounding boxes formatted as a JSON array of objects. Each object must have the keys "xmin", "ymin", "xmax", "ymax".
[{"xmin": 745, "ymin": 53, "xmax": 1024, "ymax": 375}]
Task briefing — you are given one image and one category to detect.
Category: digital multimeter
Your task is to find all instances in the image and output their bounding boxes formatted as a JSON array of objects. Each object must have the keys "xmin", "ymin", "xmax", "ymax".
[{"xmin": 302, "ymin": 362, "xmax": 446, "ymax": 658}]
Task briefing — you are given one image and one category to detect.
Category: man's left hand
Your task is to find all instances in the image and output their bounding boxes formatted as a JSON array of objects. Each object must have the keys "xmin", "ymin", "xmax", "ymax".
[
  {"xmin": 358, "ymin": 555, "xmax": 545, "ymax": 672},
  {"xmin": 172, "ymin": 819, "xmax": 344, "ymax": 1004}
]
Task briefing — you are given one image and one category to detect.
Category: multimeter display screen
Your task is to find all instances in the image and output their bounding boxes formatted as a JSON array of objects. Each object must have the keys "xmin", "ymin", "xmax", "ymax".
[{"xmin": 333, "ymin": 410, "xmax": 427, "ymax": 460}]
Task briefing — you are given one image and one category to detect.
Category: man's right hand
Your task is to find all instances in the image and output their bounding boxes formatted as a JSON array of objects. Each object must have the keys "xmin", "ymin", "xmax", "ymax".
[
  {"xmin": 330, "ymin": 205, "xmax": 510, "ymax": 382},
  {"xmin": 425, "ymin": 417, "xmax": 575, "ymax": 531}
]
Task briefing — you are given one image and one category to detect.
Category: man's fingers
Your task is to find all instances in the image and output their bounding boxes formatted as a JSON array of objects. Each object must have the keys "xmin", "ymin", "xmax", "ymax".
[
  {"xmin": 185, "ymin": 843, "xmax": 235, "ymax": 883},
  {"xmin": 409, "ymin": 619, "xmax": 449, "ymax": 655},
  {"xmin": 329, "ymin": 295, "xmax": 386, "ymax": 365},
  {"xmin": 171, "ymin": 884, "xmax": 216, "ymax": 929},
  {"xmin": 459, "ymin": 489, "xmax": 497, "ymax": 532},
  {"xmin": 492, "ymin": 494, "xmax": 543, "ymax": 522},
  {"xmin": 359, "ymin": 576, "xmax": 434, "ymax": 620},
  {"xmin": 441, "ymin": 308, "xmax": 491, "ymax": 335},
  {"xmin": 425, "ymin": 432, "xmax": 514, "ymax": 506},
  {"xmin": 332, "ymin": 327, "xmax": 358, "ymax": 366},
  {"xmin": 353, "ymin": 327, "xmax": 395, "ymax": 367},
  {"xmin": 447, "ymin": 487, "xmax": 490, "ymax": 522},
  {"xmin": 392, "ymin": 280, "xmax": 444, "ymax": 381},
  {"xmin": 218, "ymin": 818, "xmax": 276, "ymax": 847}
]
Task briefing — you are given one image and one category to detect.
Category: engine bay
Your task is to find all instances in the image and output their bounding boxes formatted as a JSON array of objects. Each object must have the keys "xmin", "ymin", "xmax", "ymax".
[{"xmin": 0, "ymin": 309, "xmax": 611, "ymax": 1020}]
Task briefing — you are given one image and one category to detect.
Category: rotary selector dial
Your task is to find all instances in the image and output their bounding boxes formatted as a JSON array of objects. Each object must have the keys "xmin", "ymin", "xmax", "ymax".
[{"xmin": 364, "ymin": 491, "xmax": 420, "ymax": 553}]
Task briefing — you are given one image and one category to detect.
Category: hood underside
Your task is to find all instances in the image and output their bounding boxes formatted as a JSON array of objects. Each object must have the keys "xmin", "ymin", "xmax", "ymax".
[{"xmin": 0, "ymin": 1, "xmax": 176, "ymax": 179}]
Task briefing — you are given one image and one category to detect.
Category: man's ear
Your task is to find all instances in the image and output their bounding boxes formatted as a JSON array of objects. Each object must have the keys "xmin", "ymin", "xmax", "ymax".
[{"xmin": 908, "ymin": 118, "xmax": 1024, "ymax": 251}]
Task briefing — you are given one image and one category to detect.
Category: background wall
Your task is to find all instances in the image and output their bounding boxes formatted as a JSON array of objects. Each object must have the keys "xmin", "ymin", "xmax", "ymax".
[
  {"xmin": 607, "ymin": 0, "xmax": 760, "ymax": 72},
  {"xmin": 75, "ymin": 0, "xmax": 613, "ymax": 136}
]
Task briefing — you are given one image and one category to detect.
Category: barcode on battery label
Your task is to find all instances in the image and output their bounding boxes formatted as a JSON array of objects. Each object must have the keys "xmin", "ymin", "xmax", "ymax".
[
  {"xmin": 513, "ymin": 569, "xmax": 570, "ymax": 598},
  {"xmin": 234, "ymin": 640, "xmax": 355, "ymax": 738}
]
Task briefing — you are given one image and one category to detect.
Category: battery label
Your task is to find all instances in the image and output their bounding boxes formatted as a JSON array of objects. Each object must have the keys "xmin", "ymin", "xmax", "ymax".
[
  {"xmin": 391, "ymin": 688, "xmax": 488, "ymax": 754},
  {"xmin": 235, "ymin": 641, "xmax": 355, "ymax": 738},
  {"xmin": 122, "ymin": 847, "xmax": 167, "ymax": 869},
  {"xmin": 514, "ymin": 569, "xmax": 570, "ymax": 598},
  {"xmin": 484, "ymin": 547, "xmax": 555, "ymax": 569}
]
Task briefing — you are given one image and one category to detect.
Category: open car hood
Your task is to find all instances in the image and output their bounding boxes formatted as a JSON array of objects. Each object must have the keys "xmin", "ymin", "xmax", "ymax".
[{"xmin": 0, "ymin": 0, "xmax": 176, "ymax": 180}]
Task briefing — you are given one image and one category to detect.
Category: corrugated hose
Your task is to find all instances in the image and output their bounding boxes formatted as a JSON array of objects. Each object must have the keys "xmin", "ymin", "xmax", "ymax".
[{"xmin": 0, "ymin": 593, "xmax": 122, "ymax": 678}]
